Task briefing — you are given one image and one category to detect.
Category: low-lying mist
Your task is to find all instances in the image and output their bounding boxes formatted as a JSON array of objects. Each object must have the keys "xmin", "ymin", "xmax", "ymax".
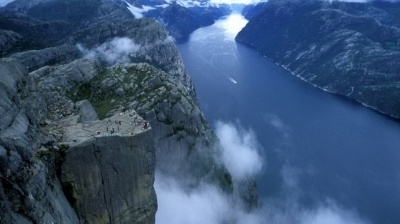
[
  {"xmin": 77, "ymin": 37, "xmax": 141, "ymax": 64},
  {"xmin": 155, "ymin": 120, "xmax": 264, "ymax": 224},
  {"xmin": 155, "ymin": 120, "xmax": 371, "ymax": 224}
]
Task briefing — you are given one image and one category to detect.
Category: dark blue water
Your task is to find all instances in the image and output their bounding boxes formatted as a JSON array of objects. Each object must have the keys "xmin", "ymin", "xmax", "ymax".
[{"xmin": 177, "ymin": 15, "xmax": 400, "ymax": 224}]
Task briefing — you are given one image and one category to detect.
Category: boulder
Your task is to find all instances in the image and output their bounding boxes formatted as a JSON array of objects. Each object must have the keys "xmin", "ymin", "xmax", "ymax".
[{"xmin": 76, "ymin": 100, "xmax": 98, "ymax": 123}]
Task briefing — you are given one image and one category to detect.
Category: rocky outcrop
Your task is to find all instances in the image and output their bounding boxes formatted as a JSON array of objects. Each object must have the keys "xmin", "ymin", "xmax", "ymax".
[
  {"xmin": 237, "ymin": 0, "xmax": 400, "ymax": 118},
  {"xmin": 0, "ymin": 59, "xmax": 79, "ymax": 224},
  {"xmin": 0, "ymin": 12, "xmax": 73, "ymax": 50},
  {"xmin": 241, "ymin": 2, "xmax": 268, "ymax": 20},
  {"xmin": 0, "ymin": 29, "xmax": 23, "ymax": 56},
  {"xmin": 67, "ymin": 62, "xmax": 215, "ymax": 175},
  {"xmin": 30, "ymin": 58, "xmax": 100, "ymax": 120},
  {"xmin": 0, "ymin": 0, "xmax": 242, "ymax": 223},
  {"xmin": 9, "ymin": 45, "xmax": 80, "ymax": 71},
  {"xmin": 76, "ymin": 100, "xmax": 98, "ymax": 123},
  {"xmin": 57, "ymin": 112, "xmax": 156, "ymax": 224},
  {"xmin": 0, "ymin": 56, "xmax": 159, "ymax": 224}
]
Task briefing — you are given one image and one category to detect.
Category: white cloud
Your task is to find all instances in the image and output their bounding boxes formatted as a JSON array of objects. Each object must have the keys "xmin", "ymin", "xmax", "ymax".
[
  {"xmin": 77, "ymin": 37, "xmax": 141, "ymax": 64},
  {"xmin": 264, "ymin": 113, "xmax": 292, "ymax": 141},
  {"xmin": 299, "ymin": 202, "xmax": 370, "ymax": 224},
  {"xmin": 215, "ymin": 121, "xmax": 263, "ymax": 180},
  {"xmin": 264, "ymin": 113, "xmax": 284, "ymax": 129},
  {"xmin": 155, "ymin": 172, "xmax": 263, "ymax": 224},
  {"xmin": 156, "ymin": 121, "xmax": 265, "ymax": 224},
  {"xmin": 155, "ymin": 120, "xmax": 371, "ymax": 224}
]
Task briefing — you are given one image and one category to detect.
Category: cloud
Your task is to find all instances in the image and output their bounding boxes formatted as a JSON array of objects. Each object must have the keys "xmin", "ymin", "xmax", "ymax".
[
  {"xmin": 264, "ymin": 113, "xmax": 284, "ymax": 129},
  {"xmin": 299, "ymin": 202, "xmax": 370, "ymax": 224},
  {"xmin": 215, "ymin": 121, "xmax": 263, "ymax": 180},
  {"xmin": 77, "ymin": 37, "xmax": 141, "ymax": 64},
  {"xmin": 268, "ymin": 163, "xmax": 370, "ymax": 224},
  {"xmin": 155, "ymin": 172, "xmax": 263, "ymax": 224},
  {"xmin": 264, "ymin": 113, "xmax": 292, "ymax": 141},
  {"xmin": 155, "ymin": 121, "xmax": 371, "ymax": 224},
  {"xmin": 155, "ymin": 121, "xmax": 264, "ymax": 224}
]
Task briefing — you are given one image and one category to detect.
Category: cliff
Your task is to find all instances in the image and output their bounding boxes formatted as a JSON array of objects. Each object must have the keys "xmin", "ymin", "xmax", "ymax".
[
  {"xmin": 0, "ymin": 58, "xmax": 79, "ymax": 223},
  {"xmin": 236, "ymin": 0, "xmax": 400, "ymax": 118},
  {"xmin": 58, "ymin": 112, "xmax": 156, "ymax": 224},
  {"xmin": 0, "ymin": 0, "xmax": 237, "ymax": 223}
]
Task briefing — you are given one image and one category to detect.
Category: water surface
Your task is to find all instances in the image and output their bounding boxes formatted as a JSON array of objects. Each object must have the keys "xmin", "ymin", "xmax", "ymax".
[{"xmin": 177, "ymin": 14, "xmax": 400, "ymax": 224}]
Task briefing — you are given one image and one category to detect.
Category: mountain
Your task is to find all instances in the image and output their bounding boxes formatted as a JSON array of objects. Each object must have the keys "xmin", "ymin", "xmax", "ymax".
[
  {"xmin": 146, "ymin": 3, "xmax": 231, "ymax": 42},
  {"xmin": 0, "ymin": 0, "xmax": 239, "ymax": 223},
  {"xmin": 236, "ymin": 0, "xmax": 400, "ymax": 118},
  {"xmin": 124, "ymin": 0, "xmax": 232, "ymax": 43},
  {"xmin": 241, "ymin": 1, "xmax": 267, "ymax": 20}
]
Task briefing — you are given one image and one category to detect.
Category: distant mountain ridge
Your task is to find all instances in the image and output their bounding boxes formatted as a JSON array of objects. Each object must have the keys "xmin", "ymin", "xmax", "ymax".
[
  {"xmin": 237, "ymin": 0, "xmax": 400, "ymax": 118},
  {"xmin": 126, "ymin": 0, "xmax": 232, "ymax": 42}
]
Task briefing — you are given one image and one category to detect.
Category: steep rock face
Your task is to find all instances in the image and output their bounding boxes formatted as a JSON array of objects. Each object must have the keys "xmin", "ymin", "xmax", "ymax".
[
  {"xmin": 30, "ymin": 58, "xmax": 100, "ymax": 121},
  {"xmin": 0, "ymin": 59, "xmax": 79, "ymax": 224},
  {"xmin": 0, "ymin": 30, "xmax": 23, "ymax": 56},
  {"xmin": 9, "ymin": 45, "xmax": 80, "ymax": 71},
  {"xmin": 241, "ymin": 2, "xmax": 268, "ymax": 20},
  {"xmin": 68, "ymin": 62, "xmax": 216, "ymax": 175},
  {"xmin": 2, "ymin": 0, "xmax": 194, "ymax": 91},
  {"xmin": 0, "ymin": 0, "xmax": 240, "ymax": 223},
  {"xmin": 76, "ymin": 100, "xmax": 99, "ymax": 123},
  {"xmin": 237, "ymin": 0, "xmax": 400, "ymax": 118},
  {"xmin": 0, "ymin": 12, "xmax": 74, "ymax": 50},
  {"xmin": 0, "ymin": 57, "xmax": 159, "ymax": 224},
  {"xmin": 29, "ymin": 56, "xmax": 159, "ymax": 223},
  {"xmin": 58, "ymin": 112, "xmax": 156, "ymax": 224}
]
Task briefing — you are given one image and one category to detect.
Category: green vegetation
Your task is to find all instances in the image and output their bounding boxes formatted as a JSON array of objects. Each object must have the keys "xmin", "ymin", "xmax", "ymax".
[
  {"xmin": 68, "ymin": 63, "xmax": 183, "ymax": 119},
  {"xmin": 35, "ymin": 149, "xmax": 54, "ymax": 158}
]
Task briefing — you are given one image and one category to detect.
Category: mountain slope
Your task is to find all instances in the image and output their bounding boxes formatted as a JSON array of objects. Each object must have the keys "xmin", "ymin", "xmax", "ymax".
[
  {"xmin": 0, "ymin": 0, "xmax": 236, "ymax": 223},
  {"xmin": 237, "ymin": 0, "xmax": 400, "ymax": 118}
]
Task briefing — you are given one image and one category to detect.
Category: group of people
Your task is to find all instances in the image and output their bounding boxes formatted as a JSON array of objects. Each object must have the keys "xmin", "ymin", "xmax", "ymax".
[{"xmin": 97, "ymin": 112, "xmax": 150, "ymax": 136}]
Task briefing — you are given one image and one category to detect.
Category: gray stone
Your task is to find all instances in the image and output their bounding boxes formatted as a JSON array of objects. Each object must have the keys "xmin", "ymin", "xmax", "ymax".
[
  {"xmin": 0, "ymin": 29, "xmax": 23, "ymax": 56},
  {"xmin": 115, "ymin": 87, "xmax": 125, "ymax": 95},
  {"xmin": 10, "ymin": 45, "xmax": 80, "ymax": 71},
  {"xmin": 59, "ymin": 112, "xmax": 156, "ymax": 224},
  {"xmin": 76, "ymin": 100, "xmax": 98, "ymax": 123},
  {"xmin": 0, "ymin": 0, "xmax": 242, "ymax": 221},
  {"xmin": 0, "ymin": 58, "xmax": 27, "ymax": 91},
  {"xmin": 8, "ymin": 150, "xmax": 21, "ymax": 172},
  {"xmin": 0, "ymin": 146, "xmax": 8, "ymax": 172}
]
